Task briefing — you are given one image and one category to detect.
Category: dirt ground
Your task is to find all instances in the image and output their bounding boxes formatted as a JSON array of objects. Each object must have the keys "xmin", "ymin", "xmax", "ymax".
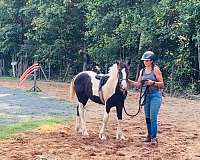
[{"xmin": 0, "ymin": 79, "xmax": 199, "ymax": 160}]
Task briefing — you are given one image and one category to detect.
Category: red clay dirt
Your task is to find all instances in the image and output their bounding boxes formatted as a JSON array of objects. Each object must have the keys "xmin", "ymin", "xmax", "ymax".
[{"xmin": 0, "ymin": 79, "xmax": 199, "ymax": 160}]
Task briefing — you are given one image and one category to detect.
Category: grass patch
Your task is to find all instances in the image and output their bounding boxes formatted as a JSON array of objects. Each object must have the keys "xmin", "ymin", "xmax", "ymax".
[
  {"xmin": 0, "ymin": 117, "xmax": 66, "ymax": 140},
  {"xmin": 27, "ymin": 91, "xmax": 40, "ymax": 96},
  {"xmin": 0, "ymin": 76, "xmax": 17, "ymax": 80}
]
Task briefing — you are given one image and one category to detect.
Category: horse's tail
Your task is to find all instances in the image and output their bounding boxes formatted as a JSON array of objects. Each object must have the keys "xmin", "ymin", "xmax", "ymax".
[{"xmin": 70, "ymin": 79, "xmax": 76, "ymax": 101}]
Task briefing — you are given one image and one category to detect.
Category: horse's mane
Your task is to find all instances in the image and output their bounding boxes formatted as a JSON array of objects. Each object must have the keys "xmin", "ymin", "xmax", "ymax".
[{"xmin": 102, "ymin": 63, "xmax": 119, "ymax": 102}]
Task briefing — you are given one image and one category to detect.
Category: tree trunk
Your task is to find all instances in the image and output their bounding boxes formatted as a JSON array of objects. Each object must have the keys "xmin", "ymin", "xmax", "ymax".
[
  {"xmin": 23, "ymin": 55, "xmax": 28, "ymax": 74},
  {"xmin": 198, "ymin": 41, "xmax": 200, "ymax": 79},
  {"xmin": 2, "ymin": 59, "xmax": 5, "ymax": 76},
  {"xmin": 17, "ymin": 56, "xmax": 23, "ymax": 77},
  {"xmin": 0, "ymin": 59, "xmax": 3, "ymax": 76},
  {"xmin": 16, "ymin": 56, "xmax": 28, "ymax": 78},
  {"xmin": 63, "ymin": 64, "xmax": 70, "ymax": 82},
  {"xmin": 48, "ymin": 62, "xmax": 51, "ymax": 80},
  {"xmin": 197, "ymin": 42, "xmax": 200, "ymax": 94},
  {"xmin": 135, "ymin": 32, "xmax": 144, "ymax": 80},
  {"xmin": 83, "ymin": 54, "xmax": 89, "ymax": 71},
  {"xmin": 170, "ymin": 63, "xmax": 174, "ymax": 97},
  {"xmin": 198, "ymin": 44, "xmax": 200, "ymax": 75}
]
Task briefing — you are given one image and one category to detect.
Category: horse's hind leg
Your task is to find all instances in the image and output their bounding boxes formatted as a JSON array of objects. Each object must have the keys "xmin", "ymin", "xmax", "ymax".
[
  {"xmin": 78, "ymin": 102, "xmax": 89, "ymax": 136},
  {"xmin": 75, "ymin": 105, "xmax": 81, "ymax": 133}
]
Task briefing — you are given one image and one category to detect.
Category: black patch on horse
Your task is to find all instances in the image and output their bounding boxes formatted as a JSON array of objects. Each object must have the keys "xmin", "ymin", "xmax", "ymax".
[
  {"xmin": 98, "ymin": 75, "xmax": 109, "ymax": 90},
  {"xmin": 74, "ymin": 73, "xmax": 92, "ymax": 106},
  {"xmin": 105, "ymin": 80, "xmax": 128, "ymax": 120},
  {"xmin": 74, "ymin": 73, "xmax": 104, "ymax": 105}
]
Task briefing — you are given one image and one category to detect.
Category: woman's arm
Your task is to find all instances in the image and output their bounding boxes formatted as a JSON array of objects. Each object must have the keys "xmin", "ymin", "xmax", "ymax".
[
  {"xmin": 128, "ymin": 69, "xmax": 143, "ymax": 88},
  {"xmin": 154, "ymin": 67, "xmax": 164, "ymax": 88},
  {"xmin": 128, "ymin": 79, "xmax": 141, "ymax": 88}
]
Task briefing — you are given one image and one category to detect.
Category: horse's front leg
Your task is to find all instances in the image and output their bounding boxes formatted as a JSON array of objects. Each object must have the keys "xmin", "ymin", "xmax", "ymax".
[
  {"xmin": 99, "ymin": 103, "xmax": 109, "ymax": 140},
  {"xmin": 78, "ymin": 102, "xmax": 89, "ymax": 136},
  {"xmin": 116, "ymin": 105, "xmax": 125, "ymax": 140}
]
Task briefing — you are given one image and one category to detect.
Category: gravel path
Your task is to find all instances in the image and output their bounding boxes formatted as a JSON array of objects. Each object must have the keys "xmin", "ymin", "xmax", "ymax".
[{"xmin": 0, "ymin": 87, "xmax": 75, "ymax": 124}]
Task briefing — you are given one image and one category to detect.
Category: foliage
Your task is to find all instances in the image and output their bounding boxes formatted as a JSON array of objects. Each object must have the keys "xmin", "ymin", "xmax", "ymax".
[
  {"xmin": 0, "ymin": 76, "xmax": 17, "ymax": 80},
  {"xmin": 0, "ymin": 0, "xmax": 199, "ymax": 94}
]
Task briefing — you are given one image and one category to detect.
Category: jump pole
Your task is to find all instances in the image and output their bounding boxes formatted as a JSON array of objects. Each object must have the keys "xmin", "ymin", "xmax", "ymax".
[{"xmin": 19, "ymin": 63, "xmax": 42, "ymax": 92}]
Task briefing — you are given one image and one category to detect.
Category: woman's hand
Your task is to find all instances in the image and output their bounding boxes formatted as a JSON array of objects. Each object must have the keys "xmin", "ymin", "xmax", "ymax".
[
  {"xmin": 128, "ymin": 79, "xmax": 141, "ymax": 88},
  {"xmin": 145, "ymin": 79, "xmax": 155, "ymax": 86}
]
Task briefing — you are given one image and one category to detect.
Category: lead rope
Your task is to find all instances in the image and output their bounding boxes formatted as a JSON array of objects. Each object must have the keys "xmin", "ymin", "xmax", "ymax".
[
  {"xmin": 123, "ymin": 68, "xmax": 148, "ymax": 117},
  {"xmin": 123, "ymin": 85, "xmax": 148, "ymax": 117}
]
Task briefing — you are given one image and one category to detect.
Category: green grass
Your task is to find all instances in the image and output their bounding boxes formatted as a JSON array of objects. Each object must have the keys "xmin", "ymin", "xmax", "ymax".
[
  {"xmin": 0, "ymin": 76, "xmax": 17, "ymax": 80},
  {"xmin": 0, "ymin": 117, "xmax": 67, "ymax": 140},
  {"xmin": 27, "ymin": 91, "xmax": 40, "ymax": 96}
]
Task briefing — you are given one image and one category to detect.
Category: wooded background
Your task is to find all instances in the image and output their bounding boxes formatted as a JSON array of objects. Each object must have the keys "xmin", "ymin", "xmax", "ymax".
[{"xmin": 0, "ymin": 0, "xmax": 199, "ymax": 95}]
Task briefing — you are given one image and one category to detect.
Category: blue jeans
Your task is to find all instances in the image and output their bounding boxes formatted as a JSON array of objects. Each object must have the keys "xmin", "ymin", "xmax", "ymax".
[{"xmin": 144, "ymin": 91, "xmax": 162, "ymax": 139}]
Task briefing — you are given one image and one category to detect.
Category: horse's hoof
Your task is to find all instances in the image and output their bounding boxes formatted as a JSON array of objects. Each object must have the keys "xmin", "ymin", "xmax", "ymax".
[
  {"xmin": 100, "ymin": 136, "xmax": 107, "ymax": 141},
  {"xmin": 82, "ymin": 130, "xmax": 89, "ymax": 137},
  {"xmin": 116, "ymin": 135, "xmax": 125, "ymax": 140},
  {"xmin": 75, "ymin": 127, "xmax": 82, "ymax": 134},
  {"xmin": 83, "ymin": 133, "xmax": 89, "ymax": 137},
  {"xmin": 120, "ymin": 136, "xmax": 126, "ymax": 140},
  {"xmin": 99, "ymin": 133, "xmax": 107, "ymax": 140},
  {"xmin": 75, "ymin": 127, "xmax": 80, "ymax": 132}
]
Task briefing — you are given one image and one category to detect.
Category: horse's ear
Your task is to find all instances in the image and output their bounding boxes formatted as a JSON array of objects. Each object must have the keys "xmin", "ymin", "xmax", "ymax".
[
  {"xmin": 126, "ymin": 58, "xmax": 131, "ymax": 65},
  {"xmin": 116, "ymin": 60, "xmax": 120, "ymax": 65},
  {"xmin": 116, "ymin": 60, "xmax": 122, "ymax": 68},
  {"xmin": 126, "ymin": 58, "xmax": 131, "ymax": 69}
]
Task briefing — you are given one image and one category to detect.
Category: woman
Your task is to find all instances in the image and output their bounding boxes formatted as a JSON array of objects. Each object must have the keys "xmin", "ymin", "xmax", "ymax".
[{"xmin": 129, "ymin": 51, "xmax": 164, "ymax": 144}]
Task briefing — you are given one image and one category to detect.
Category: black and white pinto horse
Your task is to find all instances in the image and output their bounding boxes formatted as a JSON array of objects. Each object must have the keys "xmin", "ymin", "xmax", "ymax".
[{"xmin": 70, "ymin": 61, "xmax": 130, "ymax": 140}]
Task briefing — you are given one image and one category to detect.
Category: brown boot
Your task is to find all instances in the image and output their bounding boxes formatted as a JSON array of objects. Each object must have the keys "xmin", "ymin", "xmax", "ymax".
[{"xmin": 142, "ymin": 136, "xmax": 151, "ymax": 142}]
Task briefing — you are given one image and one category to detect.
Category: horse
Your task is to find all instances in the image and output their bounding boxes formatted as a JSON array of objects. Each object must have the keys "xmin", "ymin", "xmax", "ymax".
[{"xmin": 70, "ymin": 60, "xmax": 131, "ymax": 140}]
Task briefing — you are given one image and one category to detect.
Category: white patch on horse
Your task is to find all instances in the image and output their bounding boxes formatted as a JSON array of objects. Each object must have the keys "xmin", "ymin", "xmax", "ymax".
[
  {"xmin": 99, "ymin": 110, "xmax": 109, "ymax": 140},
  {"xmin": 73, "ymin": 71, "xmax": 99, "ymax": 97},
  {"xmin": 78, "ymin": 102, "xmax": 88, "ymax": 136},
  {"xmin": 85, "ymin": 71, "xmax": 100, "ymax": 96},
  {"xmin": 121, "ymin": 68, "xmax": 127, "ymax": 79},
  {"xmin": 121, "ymin": 68, "xmax": 127, "ymax": 90},
  {"xmin": 102, "ymin": 64, "xmax": 119, "ymax": 101}
]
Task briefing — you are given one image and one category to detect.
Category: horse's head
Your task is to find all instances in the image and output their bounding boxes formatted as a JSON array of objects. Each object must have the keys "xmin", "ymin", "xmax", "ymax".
[{"xmin": 117, "ymin": 60, "xmax": 131, "ymax": 91}]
